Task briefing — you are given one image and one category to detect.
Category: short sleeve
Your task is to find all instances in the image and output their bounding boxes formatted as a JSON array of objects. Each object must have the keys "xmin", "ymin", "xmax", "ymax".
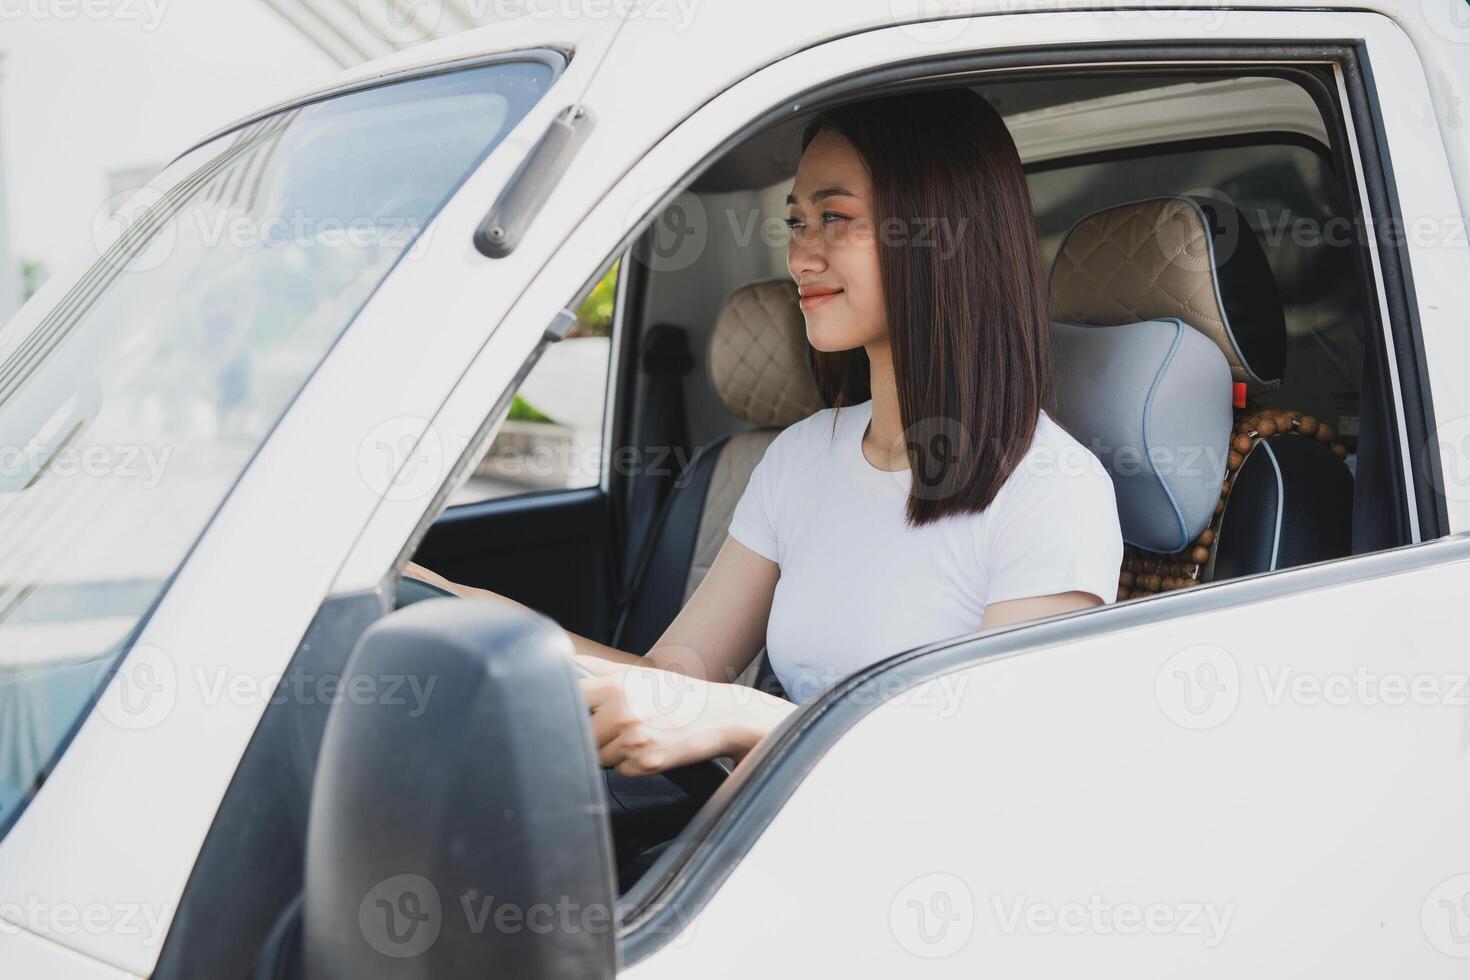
[
  {"xmin": 981, "ymin": 442, "xmax": 1124, "ymax": 606},
  {"xmin": 726, "ymin": 435, "xmax": 784, "ymax": 564}
]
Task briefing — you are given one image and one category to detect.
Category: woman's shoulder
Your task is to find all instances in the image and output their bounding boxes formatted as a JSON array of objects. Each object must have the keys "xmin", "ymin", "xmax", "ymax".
[
  {"xmin": 762, "ymin": 400, "xmax": 866, "ymax": 461},
  {"xmin": 1032, "ymin": 408, "xmax": 1108, "ymax": 466},
  {"xmin": 979, "ymin": 411, "xmax": 1125, "ymax": 603},
  {"xmin": 995, "ymin": 409, "xmax": 1115, "ymax": 505}
]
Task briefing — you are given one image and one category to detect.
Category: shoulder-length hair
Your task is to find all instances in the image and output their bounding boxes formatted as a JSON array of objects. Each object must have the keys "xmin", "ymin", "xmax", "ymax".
[{"xmin": 801, "ymin": 87, "xmax": 1051, "ymax": 526}]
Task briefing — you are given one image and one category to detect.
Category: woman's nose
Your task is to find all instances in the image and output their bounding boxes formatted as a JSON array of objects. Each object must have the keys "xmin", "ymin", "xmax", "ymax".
[{"xmin": 787, "ymin": 228, "xmax": 827, "ymax": 279}]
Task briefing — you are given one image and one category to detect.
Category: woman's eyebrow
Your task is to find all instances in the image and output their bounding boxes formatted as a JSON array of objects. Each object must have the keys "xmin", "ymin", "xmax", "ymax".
[{"xmin": 785, "ymin": 185, "xmax": 858, "ymax": 205}]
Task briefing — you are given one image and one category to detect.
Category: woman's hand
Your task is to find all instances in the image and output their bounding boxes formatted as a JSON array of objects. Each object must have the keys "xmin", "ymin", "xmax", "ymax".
[{"xmin": 576, "ymin": 654, "xmax": 796, "ymax": 776}]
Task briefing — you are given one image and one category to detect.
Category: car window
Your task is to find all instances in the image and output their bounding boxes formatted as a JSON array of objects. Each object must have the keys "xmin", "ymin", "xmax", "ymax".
[
  {"xmin": 450, "ymin": 259, "xmax": 619, "ymax": 505},
  {"xmin": 0, "ymin": 56, "xmax": 559, "ymax": 836}
]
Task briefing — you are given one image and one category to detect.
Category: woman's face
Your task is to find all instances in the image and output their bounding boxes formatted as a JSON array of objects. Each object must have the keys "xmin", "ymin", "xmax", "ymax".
[{"xmin": 785, "ymin": 126, "xmax": 887, "ymax": 352}]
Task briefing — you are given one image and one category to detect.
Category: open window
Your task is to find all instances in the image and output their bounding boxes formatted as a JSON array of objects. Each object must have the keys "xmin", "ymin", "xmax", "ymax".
[
  {"xmin": 383, "ymin": 57, "xmax": 1424, "ymax": 906},
  {"xmin": 598, "ymin": 54, "xmax": 1439, "ymax": 962},
  {"xmin": 580, "ymin": 65, "xmax": 1412, "ymax": 674},
  {"xmin": 395, "ymin": 58, "xmax": 1422, "ymax": 891}
]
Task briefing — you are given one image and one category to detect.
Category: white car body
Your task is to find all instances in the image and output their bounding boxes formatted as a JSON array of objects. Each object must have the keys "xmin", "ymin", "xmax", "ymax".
[{"xmin": 2, "ymin": 1, "xmax": 1469, "ymax": 976}]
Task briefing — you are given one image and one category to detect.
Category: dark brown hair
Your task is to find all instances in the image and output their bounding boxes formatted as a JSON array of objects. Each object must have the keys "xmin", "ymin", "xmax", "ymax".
[{"xmin": 800, "ymin": 87, "xmax": 1051, "ymax": 526}]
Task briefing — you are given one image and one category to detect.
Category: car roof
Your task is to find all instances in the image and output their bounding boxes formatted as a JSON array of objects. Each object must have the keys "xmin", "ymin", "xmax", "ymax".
[{"xmin": 188, "ymin": 0, "xmax": 1450, "ymax": 156}]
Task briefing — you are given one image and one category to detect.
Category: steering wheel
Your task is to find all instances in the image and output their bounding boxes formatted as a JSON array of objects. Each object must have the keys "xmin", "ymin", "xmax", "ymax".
[{"xmin": 394, "ymin": 574, "xmax": 729, "ymax": 806}]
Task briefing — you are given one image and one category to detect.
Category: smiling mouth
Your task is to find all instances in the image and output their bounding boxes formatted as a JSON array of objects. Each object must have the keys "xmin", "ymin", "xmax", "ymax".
[{"xmin": 798, "ymin": 288, "xmax": 843, "ymax": 308}]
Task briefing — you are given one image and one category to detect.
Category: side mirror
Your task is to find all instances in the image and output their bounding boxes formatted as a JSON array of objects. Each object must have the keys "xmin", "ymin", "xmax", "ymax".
[{"xmin": 304, "ymin": 598, "xmax": 617, "ymax": 979}]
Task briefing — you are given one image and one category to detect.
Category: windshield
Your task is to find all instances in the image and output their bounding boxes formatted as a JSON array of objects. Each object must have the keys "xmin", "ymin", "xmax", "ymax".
[{"xmin": 0, "ymin": 54, "xmax": 559, "ymax": 832}]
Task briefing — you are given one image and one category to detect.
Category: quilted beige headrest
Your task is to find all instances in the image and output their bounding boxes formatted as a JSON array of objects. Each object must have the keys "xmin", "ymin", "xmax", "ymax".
[
  {"xmin": 1049, "ymin": 195, "xmax": 1286, "ymax": 395},
  {"xmin": 707, "ymin": 279, "xmax": 823, "ymax": 427}
]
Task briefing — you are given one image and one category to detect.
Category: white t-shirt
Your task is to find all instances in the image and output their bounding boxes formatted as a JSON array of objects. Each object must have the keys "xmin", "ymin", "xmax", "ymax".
[{"xmin": 727, "ymin": 399, "xmax": 1124, "ymax": 704}]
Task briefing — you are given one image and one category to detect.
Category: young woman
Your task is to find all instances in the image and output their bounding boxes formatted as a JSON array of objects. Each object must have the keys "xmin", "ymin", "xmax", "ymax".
[{"xmin": 407, "ymin": 88, "xmax": 1124, "ymax": 778}]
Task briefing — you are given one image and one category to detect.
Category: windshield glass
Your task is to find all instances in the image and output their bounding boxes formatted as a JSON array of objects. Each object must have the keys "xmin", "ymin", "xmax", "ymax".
[{"xmin": 0, "ymin": 55, "xmax": 559, "ymax": 832}]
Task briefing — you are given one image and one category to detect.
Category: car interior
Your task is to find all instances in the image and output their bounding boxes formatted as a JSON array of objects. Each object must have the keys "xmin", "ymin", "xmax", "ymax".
[
  {"xmin": 152, "ymin": 65, "xmax": 1416, "ymax": 980},
  {"xmin": 400, "ymin": 66, "xmax": 1404, "ymax": 891}
]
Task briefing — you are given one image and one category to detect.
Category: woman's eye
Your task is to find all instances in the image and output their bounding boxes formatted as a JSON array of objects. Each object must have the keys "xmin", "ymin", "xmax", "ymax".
[{"xmin": 784, "ymin": 213, "xmax": 846, "ymax": 234}]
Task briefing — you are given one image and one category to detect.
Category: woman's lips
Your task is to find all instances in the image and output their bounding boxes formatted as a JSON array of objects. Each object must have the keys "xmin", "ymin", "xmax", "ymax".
[{"xmin": 798, "ymin": 288, "xmax": 843, "ymax": 309}]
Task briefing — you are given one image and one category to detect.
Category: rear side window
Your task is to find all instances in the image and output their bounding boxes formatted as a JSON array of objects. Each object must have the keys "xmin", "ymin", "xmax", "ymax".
[{"xmin": 451, "ymin": 259, "xmax": 620, "ymax": 505}]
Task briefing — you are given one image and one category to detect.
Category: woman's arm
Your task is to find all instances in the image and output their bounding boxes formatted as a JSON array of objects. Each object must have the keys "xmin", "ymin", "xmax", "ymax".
[
  {"xmin": 979, "ymin": 590, "xmax": 1103, "ymax": 631},
  {"xmin": 404, "ymin": 535, "xmax": 794, "ymax": 772},
  {"xmin": 405, "ymin": 559, "xmax": 647, "ymax": 666},
  {"xmin": 405, "ymin": 534, "xmax": 777, "ymax": 676}
]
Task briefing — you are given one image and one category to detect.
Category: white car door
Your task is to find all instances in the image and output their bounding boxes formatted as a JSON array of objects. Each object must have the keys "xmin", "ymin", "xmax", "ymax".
[{"xmin": 626, "ymin": 532, "xmax": 1470, "ymax": 976}]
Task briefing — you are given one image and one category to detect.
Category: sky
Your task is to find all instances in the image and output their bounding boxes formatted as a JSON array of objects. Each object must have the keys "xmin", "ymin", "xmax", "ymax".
[{"xmin": 0, "ymin": 0, "xmax": 338, "ymax": 279}]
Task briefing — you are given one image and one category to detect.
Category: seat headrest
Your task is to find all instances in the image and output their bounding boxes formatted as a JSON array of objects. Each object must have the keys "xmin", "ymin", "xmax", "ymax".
[
  {"xmin": 707, "ymin": 279, "xmax": 823, "ymax": 428},
  {"xmin": 1049, "ymin": 317, "xmax": 1234, "ymax": 554},
  {"xmin": 1049, "ymin": 195, "xmax": 1286, "ymax": 395}
]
